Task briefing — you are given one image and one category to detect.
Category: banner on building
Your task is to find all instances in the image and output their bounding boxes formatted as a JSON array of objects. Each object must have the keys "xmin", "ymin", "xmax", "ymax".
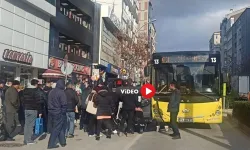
[{"xmin": 48, "ymin": 57, "xmax": 91, "ymax": 75}]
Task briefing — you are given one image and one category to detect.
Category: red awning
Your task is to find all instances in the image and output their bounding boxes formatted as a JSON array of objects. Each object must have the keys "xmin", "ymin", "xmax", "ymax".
[{"xmin": 42, "ymin": 69, "xmax": 65, "ymax": 78}]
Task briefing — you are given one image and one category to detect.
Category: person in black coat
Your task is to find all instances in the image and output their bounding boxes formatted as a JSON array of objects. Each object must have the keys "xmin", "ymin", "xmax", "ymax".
[
  {"xmin": 93, "ymin": 81, "xmax": 114, "ymax": 141},
  {"xmin": 43, "ymin": 81, "xmax": 53, "ymax": 133},
  {"xmin": 22, "ymin": 79, "xmax": 44, "ymax": 144},
  {"xmin": 47, "ymin": 79, "xmax": 67, "ymax": 149},
  {"xmin": 64, "ymin": 82, "xmax": 79, "ymax": 138},
  {"xmin": 119, "ymin": 78, "xmax": 139, "ymax": 134}
]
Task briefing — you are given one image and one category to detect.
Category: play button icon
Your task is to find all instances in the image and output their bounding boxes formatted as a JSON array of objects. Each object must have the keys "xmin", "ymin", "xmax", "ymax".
[{"xmin": 140, "ymin": 84, "xmax": 156, "ymax": 99}]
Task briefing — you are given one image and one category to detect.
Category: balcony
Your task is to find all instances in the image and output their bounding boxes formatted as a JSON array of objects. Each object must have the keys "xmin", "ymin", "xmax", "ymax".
[
  {"xmin": 59, "ymin": 0, "xmax": 92, "ymax": 30},
  {"xmin": 21, "ymin": 0, "xmax": 56, "ymax": 16}
]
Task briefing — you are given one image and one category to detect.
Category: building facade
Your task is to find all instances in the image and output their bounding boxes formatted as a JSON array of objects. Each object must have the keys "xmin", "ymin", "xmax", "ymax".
[
  {"xmin": 93, "ymin": 0, "xmax": 139, "ymax": 79},
  {"xmin": 138, "ymin": 0, "xmax": 156, "ymax": 81},
  {"xmin": 220, "ymin": 8, "xmax": 250, "ymax": 92},
  {"xmin": 0, "ymin": 0, "xmax": 56, "ymax": 86},
  {"xmin": 209, "ymin": 32, "xmax": 221, "ymax": 52},
  {"xmin": 220, "ymin": 8, "xmax": 246, "ymax": 74},
  {"xmin": 47, "ymin": 0, "xmax": 94, "ymax": 82}
]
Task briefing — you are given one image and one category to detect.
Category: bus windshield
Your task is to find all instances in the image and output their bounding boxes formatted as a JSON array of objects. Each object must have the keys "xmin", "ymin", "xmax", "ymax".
[{"xmin": 154, "ymin": 62, "xmax": 220, "ymax": 102}]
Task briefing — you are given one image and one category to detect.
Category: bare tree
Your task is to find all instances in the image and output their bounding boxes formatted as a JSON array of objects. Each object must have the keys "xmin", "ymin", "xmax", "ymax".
[{"xmin": 112, "ymin": 32, "xmax": 148, "ymax": 75}]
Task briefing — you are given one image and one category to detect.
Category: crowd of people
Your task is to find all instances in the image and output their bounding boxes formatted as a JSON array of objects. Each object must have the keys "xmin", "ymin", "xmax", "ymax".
[{"xmin": 0, "ymin": 77, "xmax": 145, "ymax": 149}]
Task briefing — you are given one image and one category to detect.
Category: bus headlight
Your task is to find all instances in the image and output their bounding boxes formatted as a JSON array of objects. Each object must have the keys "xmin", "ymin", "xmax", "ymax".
[
  {"xmin": 218, "ymin": 106, "xmax": 221, "ymax": 110},
  {"xmin": 215, "ymin": 110, "xmax": 221, "ymax": 116}
]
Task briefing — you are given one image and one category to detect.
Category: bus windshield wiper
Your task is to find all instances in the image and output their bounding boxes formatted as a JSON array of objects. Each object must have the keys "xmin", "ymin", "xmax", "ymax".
[{"xmin": 156, "ymin": 85, "xmax": 171, "ymax": 94}]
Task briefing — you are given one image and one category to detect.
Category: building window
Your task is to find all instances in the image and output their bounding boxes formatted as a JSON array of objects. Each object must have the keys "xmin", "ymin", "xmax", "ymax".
[
  {"xmin": 144, "ymin": 12, "xmax": 147, "ymax": 20},
  {"xmin": 58, "ymin": 33, "xmax": 90, "ymax": 59},
  {"xmin": 144, "ymin": 2, "xmax": 148, "ymax": 10},
  {"xmin": 46, "ymin": 0, "xmax": 56, "ymax": 6},
  {"xmin": 139, "ymin": 2, "xmax": 141, "ymax": 10},
  {"xmin": 60, "ymin": 1, "xmax": 91, "ymax": 30}
]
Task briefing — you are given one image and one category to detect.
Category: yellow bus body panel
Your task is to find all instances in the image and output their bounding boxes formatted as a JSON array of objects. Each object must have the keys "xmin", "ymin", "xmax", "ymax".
[{"xmin": 151, "ymin": 98, "xmax": 223, "ymax": 124}]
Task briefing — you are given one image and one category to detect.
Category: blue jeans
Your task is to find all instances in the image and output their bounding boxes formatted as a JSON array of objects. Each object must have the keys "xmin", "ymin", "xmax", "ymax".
[
  {"xmin": 24, "ymin": 110, "xmax": 37, "ymax": 143},
  {"xmin": 66, "ymin": 112, "xmax": 75, "ymax": 136}
]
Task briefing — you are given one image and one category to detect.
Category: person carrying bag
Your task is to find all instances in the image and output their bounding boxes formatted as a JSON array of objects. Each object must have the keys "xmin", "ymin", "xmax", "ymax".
[{"xmin": 86, "ymin": 90, "xmax": 97, "ymax": 115}]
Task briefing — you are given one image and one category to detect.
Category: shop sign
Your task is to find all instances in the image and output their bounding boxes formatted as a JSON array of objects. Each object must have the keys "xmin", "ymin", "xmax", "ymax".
[
  {"xmin": 2, "ymin": 49, "xmax": 33, "ymax": 64},
  {"xmin": 49, "ymin": 57, "xmax": 91, "ymax": 75},
  {"xmin": 120, "ymin": 68, "xmax": 127, "ymax": 75}
]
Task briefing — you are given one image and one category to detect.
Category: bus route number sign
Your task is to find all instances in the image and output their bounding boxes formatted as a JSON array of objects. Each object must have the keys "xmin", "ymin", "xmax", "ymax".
[
  {"xmin": 154, "ymin": 59, "xmax": 159, "ymax": 64},
  {"xmin": 210, "ymin": 57, "xmax": 217, "ymax": 63}
]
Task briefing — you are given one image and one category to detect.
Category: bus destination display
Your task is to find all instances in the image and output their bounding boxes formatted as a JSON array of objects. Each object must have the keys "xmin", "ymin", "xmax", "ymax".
[{"xmin": 161, "ymin": 55, "xmax": 210, "ymax": 63}]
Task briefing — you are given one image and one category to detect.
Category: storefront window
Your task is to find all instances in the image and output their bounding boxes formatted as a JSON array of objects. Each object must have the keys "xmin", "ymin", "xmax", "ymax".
[
  {"xmin": 0, "ymin": 65, "xmax": 15, "ymax": 82},
  {"xmin": 58, "ymin": 33, "xmax": 90, "ymax": 59},
  {"xmin": 20, "ymin": 68, "xmax": 32, "ymax": 87},
  {"xmin": 60, "ymin": 1, "xmax": 91, "ymax": 30}
]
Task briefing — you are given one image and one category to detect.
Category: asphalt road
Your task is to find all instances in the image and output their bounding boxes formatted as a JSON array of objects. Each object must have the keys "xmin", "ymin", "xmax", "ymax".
[{"xmin": 0, "ymin": 118, "xmax": 249, "ymax": 150}]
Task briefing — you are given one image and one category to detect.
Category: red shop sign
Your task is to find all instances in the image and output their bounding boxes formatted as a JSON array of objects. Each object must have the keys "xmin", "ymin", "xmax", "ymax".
[
  {"xmin": 49, "ymin": 57, "xmax": 91, "ymax": 75},
  {"xmin": 2, "ymin": 49, "xmax": 33, "ymax": 64}
]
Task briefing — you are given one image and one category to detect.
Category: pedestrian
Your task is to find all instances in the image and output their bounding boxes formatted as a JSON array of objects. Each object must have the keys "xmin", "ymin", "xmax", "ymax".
[
  {"xmin": 18, "ymin": 86, "xmax": 25, "ymax": 135},
  {"xmin": 119, "ymin": 78, "xmax": 139, "ymax": 134},
  {"xmin": 65, "ymin": 82, "xmax": 79, "ymax": 138},
  {"xmin": 168, "ymin": 81, "xmax": 181, "ymax": 139},
  {"xmin": 93, "ymin": 80, "xmax": 114, "ymax": 140},
  {"xmin": 0, "ymin": 80, "xmax": 7, "ymax": 106},
  {"xmin": 22, "ymin": 79, "xmax": 44, "ymax": 145},
  {"xmin": 4, "ymin": 80, "xmax": 20, "ymax": 141},
  {"xmin": 43, "ymin": 81, "xmax": 53, "ymax": 133},
  {"xmin": 80, "ymin": 79, "xmax": 92, "ymax": 131},
  {"xmin": 47, "ymin": 79, "xmax": 67, "ymax": 149}
]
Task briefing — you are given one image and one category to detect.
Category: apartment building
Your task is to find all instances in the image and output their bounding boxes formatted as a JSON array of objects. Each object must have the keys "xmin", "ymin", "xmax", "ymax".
[
  {"xmin": 93, "ymin": 0, "xmax": 139, "ymax": 79},
  {"xmin": 209, "ymin": 31, "xmax": 221, "ymax": 52},
  {"xmin": 138, "ymin": 0, "xmax": 156, "ymax": 81},
  {"xmin": 220, "ymin": 7, "xmax": 250, "ymax": 92},
  {"xmin": 220, "ymin": 8, "xmax": 246, "ymax": 74}
]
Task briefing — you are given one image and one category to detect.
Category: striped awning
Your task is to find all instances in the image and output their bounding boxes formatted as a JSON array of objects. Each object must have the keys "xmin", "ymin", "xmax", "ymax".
[{"xmin": 42, "ymin": 69, "xmax": 65, "ymax": 78}]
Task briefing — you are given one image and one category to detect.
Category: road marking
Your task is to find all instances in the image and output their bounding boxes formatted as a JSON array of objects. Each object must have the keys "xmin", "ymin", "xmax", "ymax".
[{"xmin": 122, "ymin": 134, "xmax": 143, "ymax": 150}]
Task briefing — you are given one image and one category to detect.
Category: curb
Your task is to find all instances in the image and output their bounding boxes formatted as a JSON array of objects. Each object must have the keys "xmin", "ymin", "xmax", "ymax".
[{"xmin": 226, "ymin": 113, "xmax": 250, "ymax": 137}]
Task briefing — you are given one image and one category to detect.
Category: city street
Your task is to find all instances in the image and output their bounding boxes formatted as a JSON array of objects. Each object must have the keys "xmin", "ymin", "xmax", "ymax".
[{"xmin": 0, "ymin": 117, "xmax": 250, "ymax": 150}]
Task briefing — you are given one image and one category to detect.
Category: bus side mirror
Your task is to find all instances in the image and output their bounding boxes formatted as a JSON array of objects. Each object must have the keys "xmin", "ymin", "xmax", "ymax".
[{"xmin": 144, "ymin": 66, "xmax": 150, "ymax": 77}]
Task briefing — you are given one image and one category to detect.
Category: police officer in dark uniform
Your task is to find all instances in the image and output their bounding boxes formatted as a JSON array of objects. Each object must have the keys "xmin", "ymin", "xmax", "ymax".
[{"xmin": 118, "ymin": 78, "xmax": 139, "ymax": 134}]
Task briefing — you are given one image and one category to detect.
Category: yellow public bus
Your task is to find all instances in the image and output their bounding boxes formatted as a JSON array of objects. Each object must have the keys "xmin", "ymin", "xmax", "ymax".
[{"xmin": 147, "ymin": 51, "xmax": 222, "ymax": 124}]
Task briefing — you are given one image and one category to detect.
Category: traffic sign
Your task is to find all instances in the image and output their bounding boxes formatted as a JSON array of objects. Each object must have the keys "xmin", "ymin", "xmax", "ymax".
[{"xmin": 140, "ymin": 84, "xmax": 156, "ymax": 99}]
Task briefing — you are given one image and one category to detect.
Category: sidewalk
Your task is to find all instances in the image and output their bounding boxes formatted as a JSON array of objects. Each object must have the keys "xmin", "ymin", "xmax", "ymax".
[
  {"xmin": 225, "ymin": 109, "xmax": 250, "ymax": 137},
  {"xmin": 0, "ymin": 127, "xmax": 141, "ymax": 150}
]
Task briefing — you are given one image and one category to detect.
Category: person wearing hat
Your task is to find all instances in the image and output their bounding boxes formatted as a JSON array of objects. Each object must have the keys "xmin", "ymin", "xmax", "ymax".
[{"xmin": 4, "ymin": 80, "xmax": 20, "ymax": 141}]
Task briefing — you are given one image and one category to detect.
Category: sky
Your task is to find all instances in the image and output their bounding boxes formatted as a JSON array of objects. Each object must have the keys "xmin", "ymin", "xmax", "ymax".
[{"xmin": 153, "ymin": 0, "xmax": 250, "ymax": 52}]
